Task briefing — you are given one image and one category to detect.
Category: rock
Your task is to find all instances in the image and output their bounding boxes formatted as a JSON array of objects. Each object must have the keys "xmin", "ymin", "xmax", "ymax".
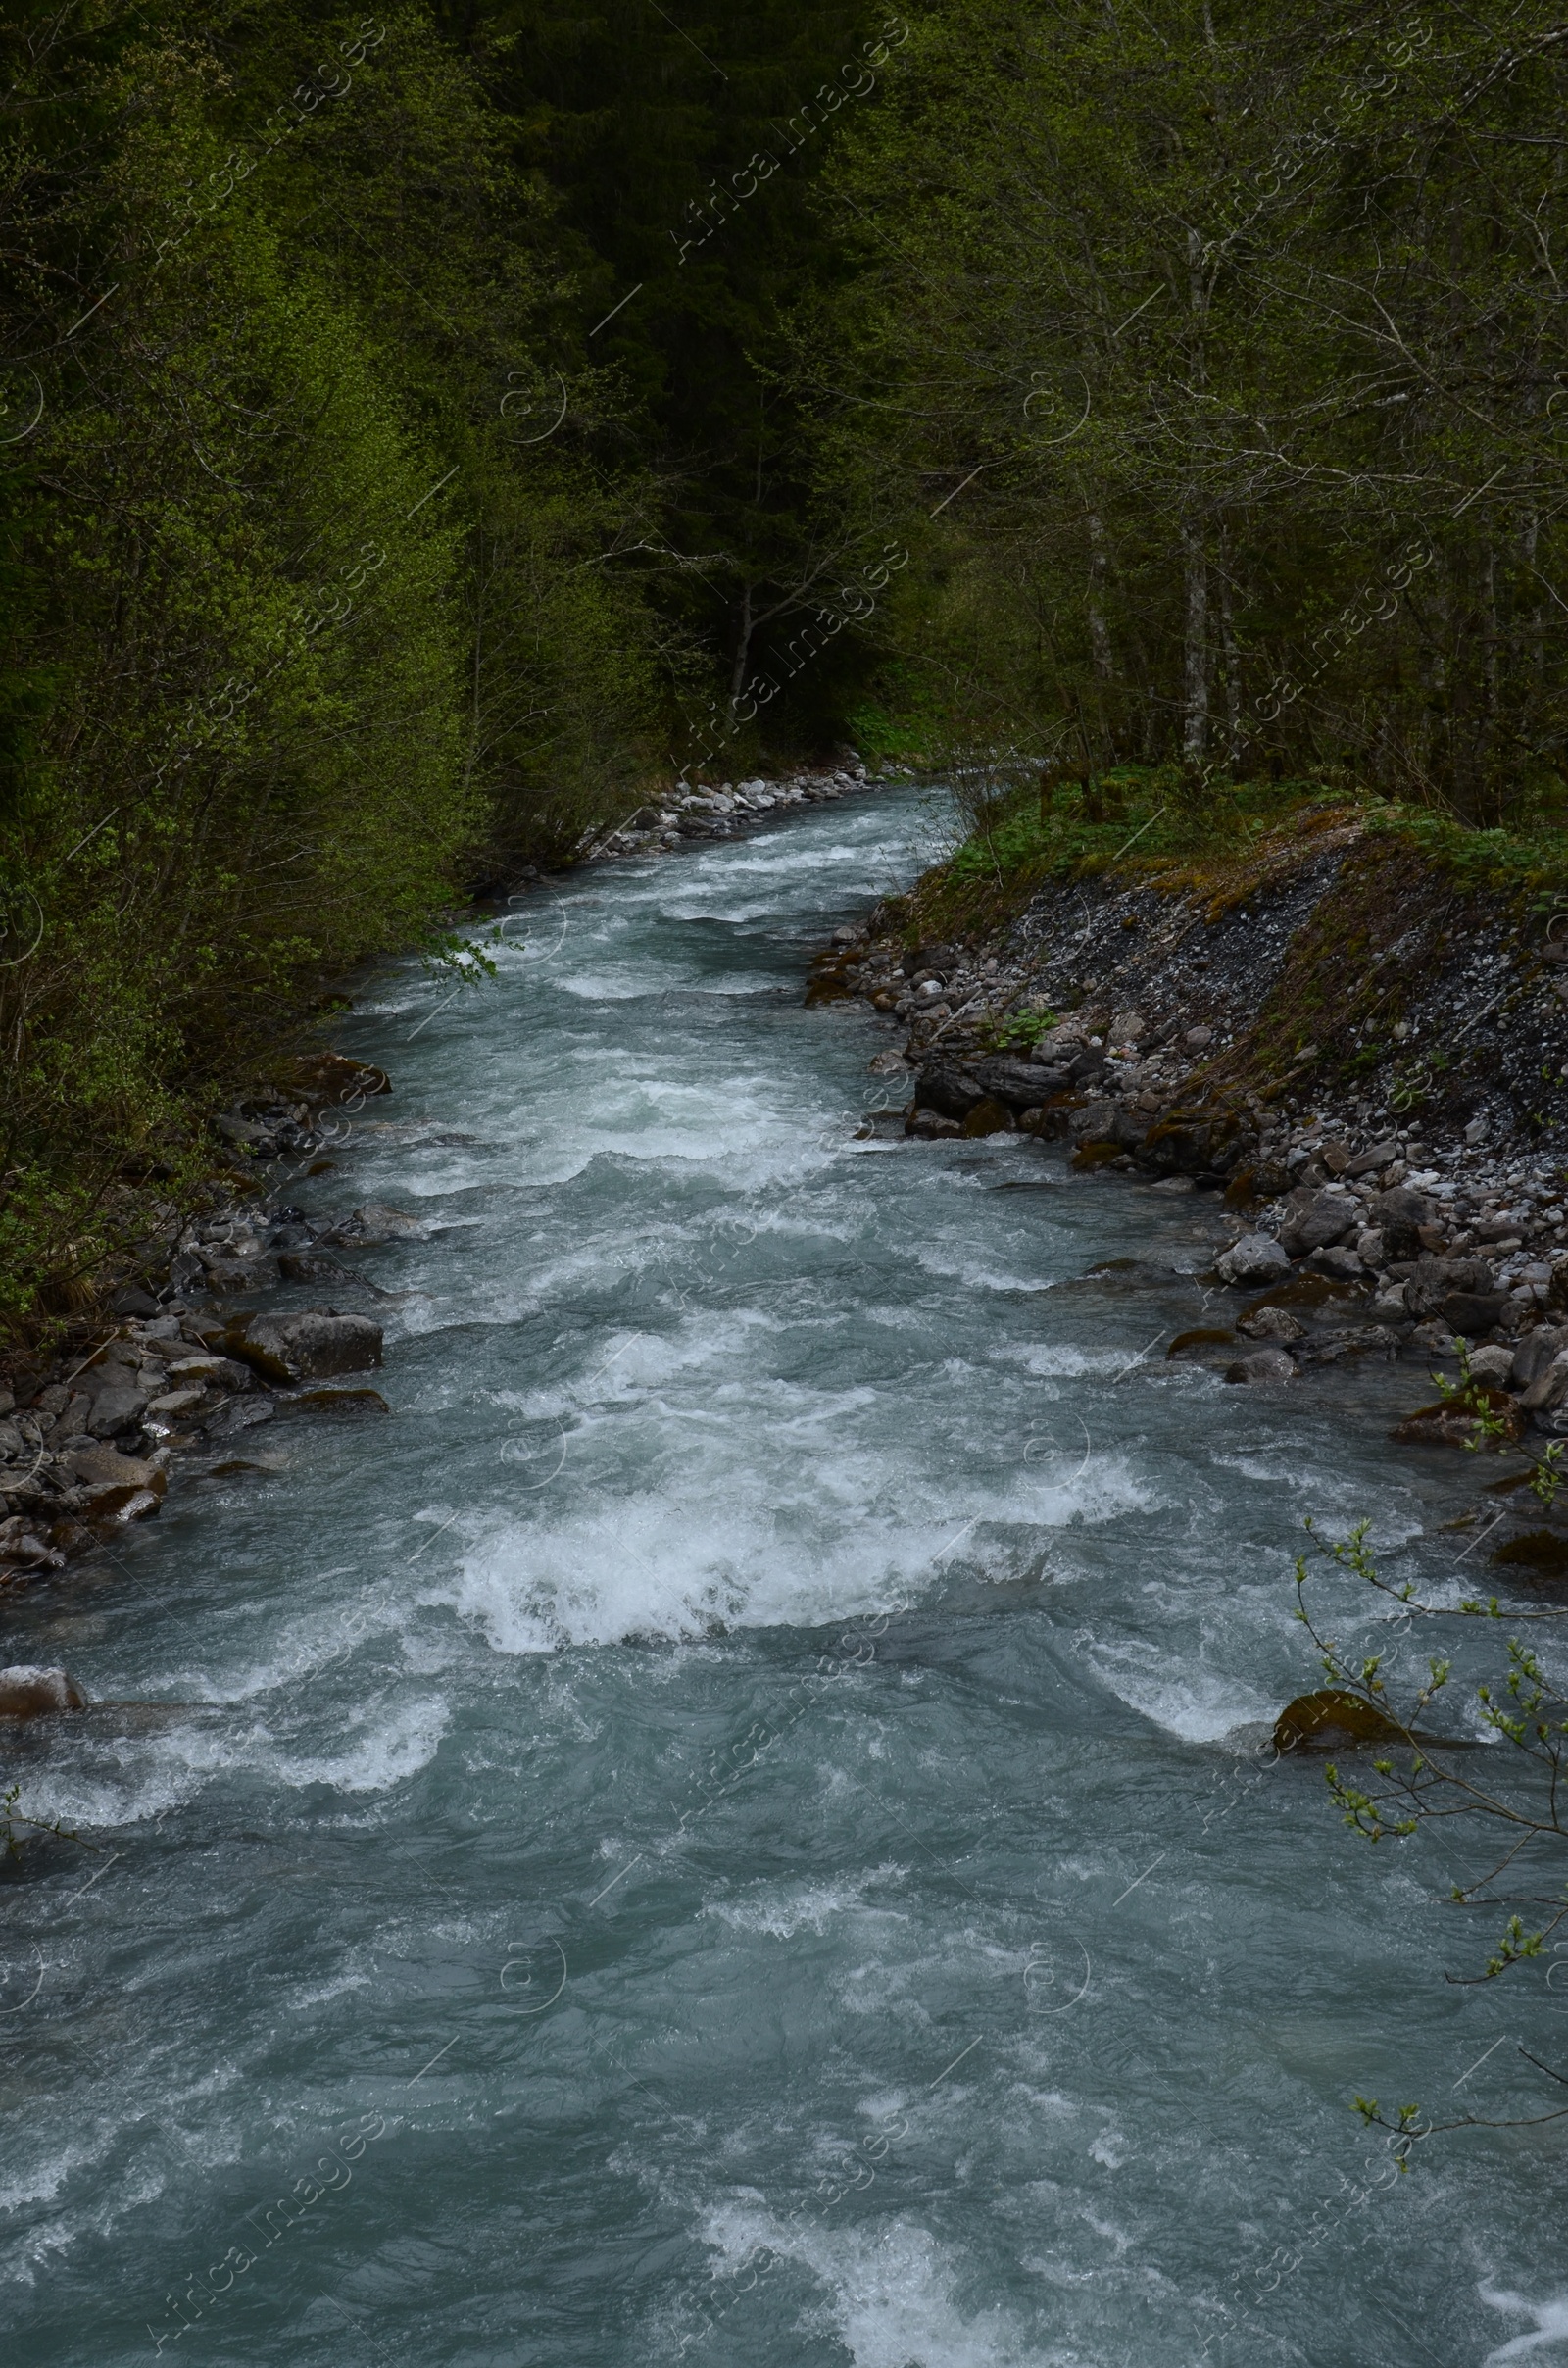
[
  {"xmin": 1306, "ymin": 1245, "xmax": 1365, "ymax": 1283},
  {"xmin": 1464, "ymin": 1344, "xmax": 1517, "ymax": 1386},
  {"xmin": 1367, "ymin": 1187, "xmax": 1436, "ymax": 1259},
  {"xmin": 1276, "ymin": 1189, "xmax": 1359, "ymax": 1258},
  {"xmin": 1237, "ymin": 1306, "xmax": 1306, "ymax": 1343},
  {"xmin": 1520, "ymin": 1350, "xmax": 1568, "ymax": 1414},
  {"xmin": 1152, "ymin": 1176, "xmax": 1196, "ymax": 1195},
  {"xmin": 1223, "ymin": 1348, "xmax": 1296, "ymax": 1384},
  {"xmin": 1108, "ymin": 1010, "xmax": 1147, "ymax": 1045},
  {"xmin": 278, "ymin": 1251, "xmax": 361, "ymax": 1285},
  {"xmin": 1346, "ymin": 1139, "xmax": 1400, "ymax": 1179},
  {"xmin": 867, "ymin": 1050, "xmax": 908, "ymax": 1075},
  {"xmin": 0, "ymin": 1664, "xmax": 86, "ymax": 1717},
  {"xmin": 961, "ymin": 1097, "xmax": 1014, "ymax": 1137},
  {"xmin": 87, "ymin": 1385, "xmax": 149, "ymax": 1439},
  {"xmin": 912, "ymin": 1065, "xmax": 987, "ymax": 1123},
  {"xmin": 906, "ymin": 1110, "xmax": 961, "ymax": 1139},
  {"xmin": 110, "ymin": 1285, "xmax": 160, "ymax": 1317},
  {"xmin": 0, "ymin": 1518, "xmax": 66, "ymax": 1572},
  {"xmin": 1273, "ymin": 1689, "xmax": 1406, "ymax": 1753},
  {"xmin": 274, "ymin": 1386, "xmax": 390, "ymax": 1418},
  {"xmin": 201, "ymin": 1252, "xmax": 281, "ymax": 1293},
  {"xmin": 1512, "ymin": 1329, "xmax": 1568, "ymax": 1393},
  {"xmin": 1215, "ymin": 1234, "xmax": 1292, "ymax": 1287},
  {"xmin": 1398, "ymin": 1254, "xmax": 1497, "ymax": 1319},
  {"xmin": 318, "ymin": 1204, "xmax": 422, "ymax": 1249},
  {"xmin": 167, "ymin": 1356, "xmax": 254, "ymax": 1393},
  {"xmin": 1354, "ymin": 1228, "xmax": 1387, "ymax": 1267},
  {"xmin": 1491, "ymin": 1529, "xmax": 1568, "ymax": 1575},
  {"xmin": 1183, "ymin": 1025, "xmax": 1214, "ymax": 1049},
  {"xmin": 1223, "ymin": 1160, "xmax": 1292, "ymax": 1206},
  {"xmin": 60, "ymin": 1442, "xmax": 168, "ymax": 1494},
  {"xmin": 1391, "ymin": 1389, "xmax": 1522, "ymax": 1447},
  {"xmin": 973, "ymin": 1057, "xmax": 1072, "ymax": 1111},
  {"xmin": 145, "ymin": 1387, "xmax": 208, "ymax": 1420},
  {"xmin": 224, "ymin": 1310, "xmax": 383, "ymax": 1384}
]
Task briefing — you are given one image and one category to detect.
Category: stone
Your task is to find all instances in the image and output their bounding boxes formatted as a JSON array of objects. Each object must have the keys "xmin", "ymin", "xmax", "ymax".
[
  {"xmin": 1520, "ymin": 1350, "xmax": 1568, "ymax": 1414},
  {"xmin": 1511, "ymin": 1329, "xmax": 1568, "ymax": 1393},
  {"xmin": 1215, "ymin": 1234, "xmax": 1292, "ymax": 1287},
  {"xmin": 87, "ymin": 1385, "xmax": 149, "ymax": 1439},
  {"xmin": 1354, "ymin": 1229, "xmax": 1387, "ymax": 1268},
  {"xmin": 1237, "ymin": 1306, "xmax": 1306, "ymax": 1343},
  {"xmin": 0, "ymin": 1664, "xmax": 86, "ymax": 1717},
  {"xmin": 1306, "ymin": 1245, "xmax": 1365, "ymax": 1283},
  {"xmin": 1276, "ymin": 1189, "xmax": 1359, "ymax": 1258},
  {"xmin": 201, "ymin": 1252, "xmax": 281, "ymax": 1294},
  {"xmin": 0, "ymin": 1520, "xmax": 65, "ymax": 1572},
  {"xmin": 1183, "ymin": 1025, "xmax": 1214, "ymax": 1049},
  {"xmin": 1345, "ymin": 1140, "xmax": 1399, "ymax": 1179},
  {"xmin": 1402, "ymin": 1254, "xmax": 1497, "ymax": 1319},
  {"xmin": 318, "ymin": 1204, "xmax": 423, "ymax": 1249},
  {"xmin": 961, "ymin": 1097, "xmax": 1014, "ymax": 1137},
  {"xmin": 224, "ymin": 1310, "xmax": 383, "ymax": 1384},
  {"xmin": 912, "ymin": 1065, "xmax": 987, "ymax": 1123},
  {"xmin": 867, "ymin": 1050, "xmax": 908, "ymax": 1075},
  {"xmin": 278, "ymin": 1251, "xmax": 360, "ymax": 1285},
  {"xmin": 109, "ymin": 1285, "xmax": 160, "ymax": 1317},
  {"xmin": 1223, "ymin": 1348, "xmax": 1296, "ymax": 1384},
  {"xmin": 1392, "ymin": 1389, "xmax": 1522, "ymax": 1447},
  {"xmin": 906, "ymin": 1110, "xmax": 961, "ymax": 1139},
  {"xmin": 1366, "ymin": 1187, "xmax": 1436, "ymax": 1259},
  {"xmin": 1320, "ymin": 1140, "xmax": 1354, "ymax": 1176},
  {"xmin": 1464, "ymin": 1344, "xmax": 1517, "ymax": 1386},
  {"xmin": 146, "ymin": 1387, "xmax": 208, "ymax": 1419},
  {"xmin": 974, "ymin": 1058, "xmax": 1072, "ymax": 1111},
  {"xmin": 1274, "ymin": 1689, "xmax": 1406, "ymax": 1753},
  {"xmin": 1152, "ymin": 1176, "xmax": 1196, "ymax": 1195},
  {"xmin": 275, "ymin": 1387, "xmax": 390, "ymax": 1418},
  {"xmin": 59, "ymin": 1443, "xmax": 168, "ymax": 1497},
  {"xmin": 1108, "ymin": 1010, "xmax": 1147, "ymax": 1045}
]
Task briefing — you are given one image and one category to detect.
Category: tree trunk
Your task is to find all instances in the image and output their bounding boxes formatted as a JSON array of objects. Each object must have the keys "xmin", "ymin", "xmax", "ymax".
[{"xmin": 1182, "ymin": 511, "xmax": 1208, "ymax": 765}]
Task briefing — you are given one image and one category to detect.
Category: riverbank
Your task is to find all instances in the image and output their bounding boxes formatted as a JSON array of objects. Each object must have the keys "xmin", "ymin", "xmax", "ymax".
[{"xmin": 812, "ymin": 795, "xmax": 1568, "ymax": 1482}]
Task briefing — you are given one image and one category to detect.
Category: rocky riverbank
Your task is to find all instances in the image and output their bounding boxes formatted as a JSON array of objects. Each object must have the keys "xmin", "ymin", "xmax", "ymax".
[
  {"xmin": 588, "ymin": 751, "xmax": 907, "ymax": 859},
  {"xmin": 811, "ymin": 802, "xmax": 1568, "ymax": 1489}
]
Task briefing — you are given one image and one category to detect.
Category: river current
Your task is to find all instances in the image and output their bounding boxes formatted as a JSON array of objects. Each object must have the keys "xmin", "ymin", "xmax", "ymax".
[{"xmin": 2, "ymin": 786, "xmax": 1562, "ymax": 2365}]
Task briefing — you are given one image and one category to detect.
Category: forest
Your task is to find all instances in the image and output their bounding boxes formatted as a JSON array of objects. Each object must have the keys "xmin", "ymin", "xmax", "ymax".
[{"xmin": 2, "ymin": 0, "xmax": 1565, "ymax": 1326}]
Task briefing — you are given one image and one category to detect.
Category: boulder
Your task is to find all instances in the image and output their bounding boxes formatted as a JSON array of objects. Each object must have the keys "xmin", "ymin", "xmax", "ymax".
[
  {"xmin": 1275, "ymin": 1189, "xmax": 1359, "ymax": 1258},
  {"xmin": 1464, "ymin": 1343, "xmax": 1517, "ymax": 1387},
  {"xmin": 1391, "ymin": 1388, "xmax": 1522, "ymax": 1447},
  {"xmin": 1215, "ymin": 1234, "xmax": 1292, "ymax": 1288},
  {"xmin": 224, "ymin": 1310, "xmax": 383, "ymax": 1385},
  {"xmin": 972, "ymin": 1058, "xmax": 1072, "ymax": 1111},
  {"xmin": 1520, "ymin": 1350, "xmax": 1568, "ymax": 1414},
  {"xmin": 912, "ymin": 1065, "xmax": 987, "ymax": 1123},
  {"xmin": 960, "ymin": 1097, "xmax": 1014, "ymax": 1137},
  {"xmin": 1237, "ymin": 1306, "xmax": 1305, "ymax": 1343},
  {"xmin": 1305, "ymin": 1245, "xmax": 1365, "ymax": 1283},
  {"xmin": 1223, "ymin": 1348, "xmax": 1296, "ymax": 1384},
  {"xmin": 1512, "ymin": 1328, "xmax": 1568, "ymax": 1393},
  {"xmin": 0, "ymin": 1517, "xmax": 66, "ymax": 1571},
  {"xmin": 1366, "ymin": 1186, "xmax": 1436, "ymax": 1260},
  {"xmin": 318, "ymin": 1204, "xmax": 422, "ymax": 1249},
  {"xmin": 60, "ymin": 1443, "xmax": 168, "ymax": 1498},
  {"xmin": 1403, "ymin": 1256, "xmax": 1503, "ymax": 1336},
  {"xmin": 0, "ymin": 1664, "xmax": 86, "ymax": 1718},
  {"xmin": 1273, "ymin": 1689, "xmax": 1405, "ymax": 1753},
  {"xmin": 86, "ymin": 1384, "xmax": 149, "ymax": 1439}
]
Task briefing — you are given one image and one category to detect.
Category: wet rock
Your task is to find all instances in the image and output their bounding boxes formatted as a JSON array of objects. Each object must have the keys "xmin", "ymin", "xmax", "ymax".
[
  {"xmin": 973, "ymin": 1058, "xmax": 1070, "ymax": 1111},
  {"xmin": 0, "ymin": 1517, "xmax": 66, "ymax": 1572},
  {"xmin": 1167, "ymin": 1327, "xmax": 1236, "ymax": 1357},
  {"xmin": 1276, "ymin": 1189, "xmax": 1359, "ymax": 1258},
  {"xmin": 1215, "ymin": 1234, "xmax": 1291, "ymax": 1288},
  {"xmin": 1224, "ymin": 1348, "xmax": 1296, "ymax": 1384},
  {"xmin": 913, "ymin": 1065, "xmax": 987, "ymax": 1123},
  {"xmin": 906, "ymin": 1109, "xmax": 961, "ymax": 1139},
  {"xmin": 278, "ymin": 1251, "xmax": 362, "ymax": 1286},
  {"xmin": 960, "ymin": 1097, "xmax": 1014, "ymax": 1138},
  {"xmin": 0, "ymin": 1665, "xmax": 86, "ymax": 1717},
  {"xmin": 318, "ymin": 1204, "xmax": 422, "ymax": 1249},
  {"xmin": 1391, "ymin": 1388, "xmax": 1522, "ymax": 1447},
  {"xmin": 201, "ymin": 1251, "xmax": 281, "ymax": 1293},
  {"xmin": 1491, "ymin": 1528, "xmax": 1568, "ymax": 1574},
  {"xmin": 1464, "ymin": 1344, "xmax": 1517, "ymax": 1387},
  {"xmin": 1273, "ymin": 1689, "xmax": 1406, "ymax": 1753},
  {"xmin": 1237, "ymin": 1306, "xmax": 1306, "ymax": 1343},
  {"xmin": 1152, "ymin": 1176, "xmax": 1196, "ymax": 1195},
  {"xmin": 274, "ymin": 1386, "xmax": 390, "ymax": 1418},
  {"xmin": 224, "ymin": 1310, "xmax": 383, "ymax": 1384},
  {"xmin": 868, "ymin": 1050, "xmax": 908, "ymax": 1076},
  {"xmin": 1223, "ymin": 1160, "xmax": 1292, "ymax": 1207},
  {"xmin": 86, "ymin": 1383, "xmax": 149, "ymax": 1439}
]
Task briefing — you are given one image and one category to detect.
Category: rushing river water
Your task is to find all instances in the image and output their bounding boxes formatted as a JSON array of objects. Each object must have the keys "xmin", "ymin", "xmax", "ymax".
[{"xmin": 2, "ymin": 787, "xmax": 1563, "ymax": 2366}]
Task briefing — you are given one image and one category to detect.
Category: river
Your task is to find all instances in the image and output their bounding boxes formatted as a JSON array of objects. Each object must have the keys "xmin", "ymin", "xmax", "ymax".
[{"xmin": 1, "ymin": 784, "xmax": 1560, "ymax": 2365}]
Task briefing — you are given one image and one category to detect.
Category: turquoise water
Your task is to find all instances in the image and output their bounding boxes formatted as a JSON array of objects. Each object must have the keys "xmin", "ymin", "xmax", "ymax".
[{"xmin": 1, "ymin": 787, "xmax": 1561, "ymax": 2365}]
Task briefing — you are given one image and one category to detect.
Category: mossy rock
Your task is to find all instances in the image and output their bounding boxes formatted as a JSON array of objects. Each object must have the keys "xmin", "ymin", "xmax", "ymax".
[
  {"xmin": 961, "ymin": 1097, "xmax": 1014, "ymax": 1137},
  {"xmin": 1391, "ymin": 1389, "xmax": 1522, "ymax": 1449},
  {"xmin": 1070, "ymin": 1139, "xmax": 1122, "ymax": 1167},
  {"xmin": 1273, "ymin": 1689, "xmax": 1406, "ymax": 1753},
  {"xmin": 1491, "ymin": 1527, "xmax": 1568, "ymax": 1574},
  {"xmin": 1166, "ymin": 1327, "xmax": 1236, "ymax": 1356}
]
